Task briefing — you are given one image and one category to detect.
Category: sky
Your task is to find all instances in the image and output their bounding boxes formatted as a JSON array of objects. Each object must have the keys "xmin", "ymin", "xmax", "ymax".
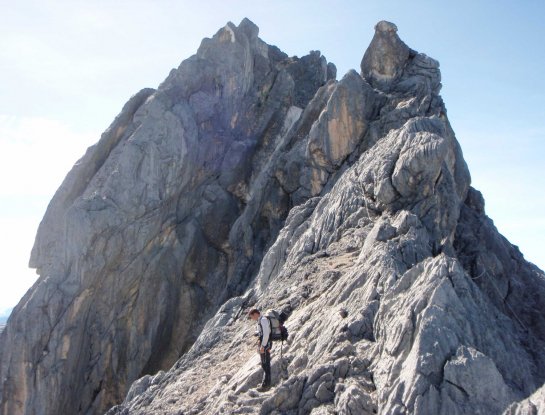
[{"xmin": 0, "ymin": 0, "xmax": 544, "ymax": 315}]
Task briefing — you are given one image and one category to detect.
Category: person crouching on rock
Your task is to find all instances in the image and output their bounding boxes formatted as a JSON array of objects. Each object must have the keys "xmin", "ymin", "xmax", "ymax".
[{"xmin": 248, "ymin": 308, "xmax": 272, "ymax": 391}]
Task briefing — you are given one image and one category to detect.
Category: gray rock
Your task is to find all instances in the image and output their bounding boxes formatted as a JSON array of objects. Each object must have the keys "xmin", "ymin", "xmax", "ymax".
[
  {"xmin": 504, "ymin": 383, "xmax": 545, "ymax": 415},
  {"xmin": 0, "ymin": 18, "xmax": 335, "ymax": 415},
  {"xmin": 307, "ymin": 70, "xmax": 376, "ymax": 171},
  {"xmin": 360, "ymin": 21, "xmax": 411, "ymax": 91},
  {"xmin": 1, "ymin": 18, "xmax": 545, "ymax": 415},
  {"xmin": 335, "ymin": 383, "xmax": 377, "ymax": 415},
  {"xmin": 442, "ymin": 346, "xmax": 516, "ymax": 414}
]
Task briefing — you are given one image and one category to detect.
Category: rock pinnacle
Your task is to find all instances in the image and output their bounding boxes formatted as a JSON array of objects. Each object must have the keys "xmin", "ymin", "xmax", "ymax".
[{"xmin": 360, "ymin": 20, "xmax": 411, "ymax": 90}]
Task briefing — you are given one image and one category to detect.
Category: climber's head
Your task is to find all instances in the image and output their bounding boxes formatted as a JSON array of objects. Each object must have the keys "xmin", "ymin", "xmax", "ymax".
[{"xmin": 248, "ymin": 309, "xmax": 261, "ymax": 321}]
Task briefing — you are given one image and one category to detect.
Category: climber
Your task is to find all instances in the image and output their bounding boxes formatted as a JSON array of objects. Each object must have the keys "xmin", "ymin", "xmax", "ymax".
[{"xmin": 248, "ymin": 308, "xmax": 272, "ymax": 391}]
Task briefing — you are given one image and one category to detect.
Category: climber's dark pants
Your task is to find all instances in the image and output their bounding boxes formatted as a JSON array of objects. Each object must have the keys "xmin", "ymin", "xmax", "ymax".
[{"xmin": 260, "ymin": 348, "xmax": 271, "ymax": 386}]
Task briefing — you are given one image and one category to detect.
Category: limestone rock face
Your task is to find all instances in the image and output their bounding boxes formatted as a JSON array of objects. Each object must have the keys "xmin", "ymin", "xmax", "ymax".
[
  {"xmin": 2, "ymin": 18, "xmax": 545, "ymax": 415},
  {"xmin": 0, "ymin": 19, "xmax": 340, "ymax": 415}
]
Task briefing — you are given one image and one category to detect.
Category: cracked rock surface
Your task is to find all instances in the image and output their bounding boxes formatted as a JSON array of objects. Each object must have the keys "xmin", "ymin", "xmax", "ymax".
[{"xmin": 1, "ymin": 19, "xmax": 544, "ymax": 415}]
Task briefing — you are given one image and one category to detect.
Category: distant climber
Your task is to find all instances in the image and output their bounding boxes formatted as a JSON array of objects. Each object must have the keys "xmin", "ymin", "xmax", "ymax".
[{"xmin": 248, "ymin": 309, "xmax": 272, "ymax": 391}]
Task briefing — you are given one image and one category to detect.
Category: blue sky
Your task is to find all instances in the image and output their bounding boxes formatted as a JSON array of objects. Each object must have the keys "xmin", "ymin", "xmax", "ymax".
[{"xmin": 0, "ymin": 0, "xmax": 544, "ymax": 313}]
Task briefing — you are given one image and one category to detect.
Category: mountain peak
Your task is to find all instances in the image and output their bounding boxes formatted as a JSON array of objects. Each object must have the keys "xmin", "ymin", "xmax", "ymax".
[{"xmin": 238, "ymin": 17, "xmax": 260, "ymax": 38}]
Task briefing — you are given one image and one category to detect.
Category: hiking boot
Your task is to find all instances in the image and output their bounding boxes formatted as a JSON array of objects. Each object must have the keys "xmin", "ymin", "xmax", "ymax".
[{"xmin": 257, "ymin": 384, "xmax": 271, "ymax": 392}]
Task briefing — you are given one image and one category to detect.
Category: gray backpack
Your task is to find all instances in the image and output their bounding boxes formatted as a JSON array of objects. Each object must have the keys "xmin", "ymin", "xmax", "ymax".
[{"xmin": 265, "ymin": 310, "xmax": 289, "ymax": 342}]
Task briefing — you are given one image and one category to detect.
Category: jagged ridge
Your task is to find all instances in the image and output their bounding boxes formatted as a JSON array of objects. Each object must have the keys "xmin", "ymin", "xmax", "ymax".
[{"xmin": 1, "ymin": 19, "xmax": 544, "ymax": 415}]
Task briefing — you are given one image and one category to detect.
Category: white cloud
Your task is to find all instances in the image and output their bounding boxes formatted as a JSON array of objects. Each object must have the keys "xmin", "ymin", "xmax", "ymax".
[
  {"xmin": 0, "ymin": 217, "xmax": 40, "ymax": 311},
  {"xmin": 0, "ymin": 115, "xmax": 98, "ymax": 311},
  {"xmin": 0, "ymin": 115, "xmax": 97, "ymax": 197}
]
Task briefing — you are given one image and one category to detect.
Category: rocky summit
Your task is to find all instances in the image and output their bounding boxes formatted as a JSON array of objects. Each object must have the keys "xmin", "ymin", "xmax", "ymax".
[{"xmin": 1, "ymin": 18, "xmax": 544, "ymax": 415}]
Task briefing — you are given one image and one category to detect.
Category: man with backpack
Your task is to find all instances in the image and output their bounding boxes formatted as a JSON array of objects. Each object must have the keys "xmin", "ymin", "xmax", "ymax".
[
  {"xmin": 248, "ymin": 308, "xmax": 290, "ymax": 391},
  {"xmin": 248, "ymin": 309, "xmax": 272, "ymax": 391}
]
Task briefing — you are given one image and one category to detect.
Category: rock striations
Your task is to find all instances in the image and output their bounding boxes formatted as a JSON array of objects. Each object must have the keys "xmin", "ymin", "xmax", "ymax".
[{"xmin": 1, "ymin": 19, "xmax": 544, "ymax": 415}]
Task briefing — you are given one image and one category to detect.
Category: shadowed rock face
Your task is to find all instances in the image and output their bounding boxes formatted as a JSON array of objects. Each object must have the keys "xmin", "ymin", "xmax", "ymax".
[{"xmin": 1, "ymin": 18, "xmax": 545, "ymax": 415}]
